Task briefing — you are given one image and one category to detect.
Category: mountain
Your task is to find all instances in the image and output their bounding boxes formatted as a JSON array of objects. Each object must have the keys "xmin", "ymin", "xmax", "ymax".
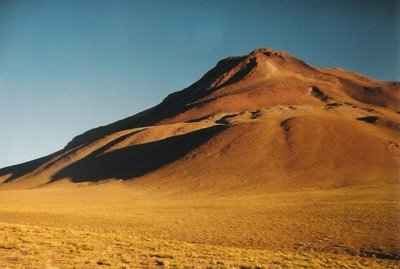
[{"xmin": 1, "ymin": 48, "xmax": 399, "ymax": 190}]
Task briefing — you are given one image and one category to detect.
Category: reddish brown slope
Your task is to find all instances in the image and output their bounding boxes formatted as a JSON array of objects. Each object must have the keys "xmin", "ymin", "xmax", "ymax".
[
  {"xmin": 62, "ymin": 48, "xmax": 400, "ymax": 149},
  {"xmin": 0, "ymin": 48, "xmax": 398, "ymax": 190}
]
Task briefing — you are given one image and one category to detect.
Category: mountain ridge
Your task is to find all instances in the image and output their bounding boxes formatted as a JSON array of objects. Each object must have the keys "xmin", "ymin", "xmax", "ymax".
[
  {"xmin": 65, "ymin": 48, "xmax": 399, "ymax": 149},
  {"xmin": 1, "ymin": 48, "xmax": 399, "ymax": 190}
]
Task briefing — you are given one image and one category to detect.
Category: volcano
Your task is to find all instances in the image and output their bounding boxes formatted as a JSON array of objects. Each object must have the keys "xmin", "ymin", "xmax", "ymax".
[
  {"xmin": 1, "ymin": 48, "xmax": 400, "ymax": 268},
  {"xmin": 1, "ymin": 48, "xmax": 399, "ymax": 190}
]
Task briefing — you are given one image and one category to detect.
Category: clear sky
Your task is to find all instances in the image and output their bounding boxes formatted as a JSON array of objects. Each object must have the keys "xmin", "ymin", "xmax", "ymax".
[{"xmin": 0, "ymin": 0, "xmax": 399, "ymax": 168}]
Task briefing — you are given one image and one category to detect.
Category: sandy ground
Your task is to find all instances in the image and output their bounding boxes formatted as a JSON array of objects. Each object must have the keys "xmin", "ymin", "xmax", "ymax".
[{"xmin": 0, "ymin": 182, "xmax": 399, "ymax": 268}]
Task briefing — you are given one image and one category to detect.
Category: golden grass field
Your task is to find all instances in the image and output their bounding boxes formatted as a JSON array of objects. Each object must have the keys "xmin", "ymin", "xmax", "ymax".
[{"xmin": 0, "ymin": 182, "xmax": 399, "ymax": 268}]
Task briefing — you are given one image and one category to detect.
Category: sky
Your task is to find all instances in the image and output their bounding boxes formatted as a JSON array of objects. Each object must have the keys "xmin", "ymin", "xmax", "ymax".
[{"xmin": 0, "ymin": 0, "xmax": 399, "ymax": 168}]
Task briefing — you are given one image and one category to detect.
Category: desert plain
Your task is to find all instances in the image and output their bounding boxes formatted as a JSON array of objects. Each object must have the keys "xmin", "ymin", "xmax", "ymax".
[{"xmin": 0, "ymin": 181, "xmax": 399, "ymax": 268}]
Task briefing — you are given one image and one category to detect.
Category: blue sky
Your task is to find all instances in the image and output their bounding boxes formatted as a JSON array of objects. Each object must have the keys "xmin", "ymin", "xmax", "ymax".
[{"xmin": 0, "ymin": 0, "xmax": 399, "ymax": 168}]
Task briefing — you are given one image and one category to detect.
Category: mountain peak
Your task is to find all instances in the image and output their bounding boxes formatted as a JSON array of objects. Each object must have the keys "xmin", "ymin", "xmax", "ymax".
[
  {"xmin": 57, "ymin": 48, "xmax": 400, "ymax": 150},
  {"xmin": 249, "ymin": 48, "xmax": 287, "ymax": 58},
  {"xmin": 247, "ymin": 48, "xmax": 313, "ymax": 70},
  {"xmin": 0, "ymin": 47, "xmax": 399, "ymax": 190}
]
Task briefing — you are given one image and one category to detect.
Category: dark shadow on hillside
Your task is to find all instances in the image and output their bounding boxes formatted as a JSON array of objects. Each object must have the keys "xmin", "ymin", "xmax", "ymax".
[
  {"xmin": 51, "ymin": 125, "xmax": 226, "ymax": 183},
  {"xmin": 64, "ymin": 55, "xmax": 253, "ymax": 150},
  {"xmin": 1, "ymin": 151, "xmax": 61, "ymax": 183},
  {"xmin": 339, "ymin": 78, "xmax": 389, "ymax": 108},
  {"xmin": 37, "ymin": 129, "xmax": 146, "ymax": 174},
  {"xmin": 215, "ymin": 57, "xmax": 256, "ymax": 89},
  {"xmin": 357, "ymin": 116, "xmax": 379, "ymax": 124}
]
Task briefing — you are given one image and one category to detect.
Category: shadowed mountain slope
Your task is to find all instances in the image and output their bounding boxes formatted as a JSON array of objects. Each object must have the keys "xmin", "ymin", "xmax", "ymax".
[{"xmin": 0, "ymin": 48, "xmax": 399, "ymax": 190}]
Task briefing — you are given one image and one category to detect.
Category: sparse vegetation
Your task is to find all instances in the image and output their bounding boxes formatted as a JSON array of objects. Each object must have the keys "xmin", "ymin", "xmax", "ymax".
[
  {"xmin": 0, "ymin": 219, "xmax": 395, "ymax": 268},
  {"xmin": 239, "ymin": 265, "xmax": 262, "ymax": 269},
  {"xmin": 97, "ymin": 258, "xmax": 112, "ymax": 266},
  {"xmin": 0, "ymin": 238, "xmax": 18, "ymax": 250},
  {"xmin": 0, "ymin": 184, "xmax": 398, "ymax": 268}
]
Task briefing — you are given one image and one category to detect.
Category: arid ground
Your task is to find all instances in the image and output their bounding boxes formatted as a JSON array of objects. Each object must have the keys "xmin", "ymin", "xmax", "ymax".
[{"xmin": 0, "ymin": 182, "xmax": 399, "ymax": 268}]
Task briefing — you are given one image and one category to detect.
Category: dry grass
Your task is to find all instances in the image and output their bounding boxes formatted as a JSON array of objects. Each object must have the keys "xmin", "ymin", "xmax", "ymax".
[
  {"xmin": 0, "ymin": 183, "xmax": 399, "ymax": 268},
  {"xmin": 0, "ymin": 221, "xmax": 398, "ymax": 269}
]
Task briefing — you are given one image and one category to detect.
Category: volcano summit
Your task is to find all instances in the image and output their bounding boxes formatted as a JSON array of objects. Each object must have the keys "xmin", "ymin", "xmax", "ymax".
[{"xmin": 1, "ymin": 48, "xmax": 398, "ymax": 190}]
